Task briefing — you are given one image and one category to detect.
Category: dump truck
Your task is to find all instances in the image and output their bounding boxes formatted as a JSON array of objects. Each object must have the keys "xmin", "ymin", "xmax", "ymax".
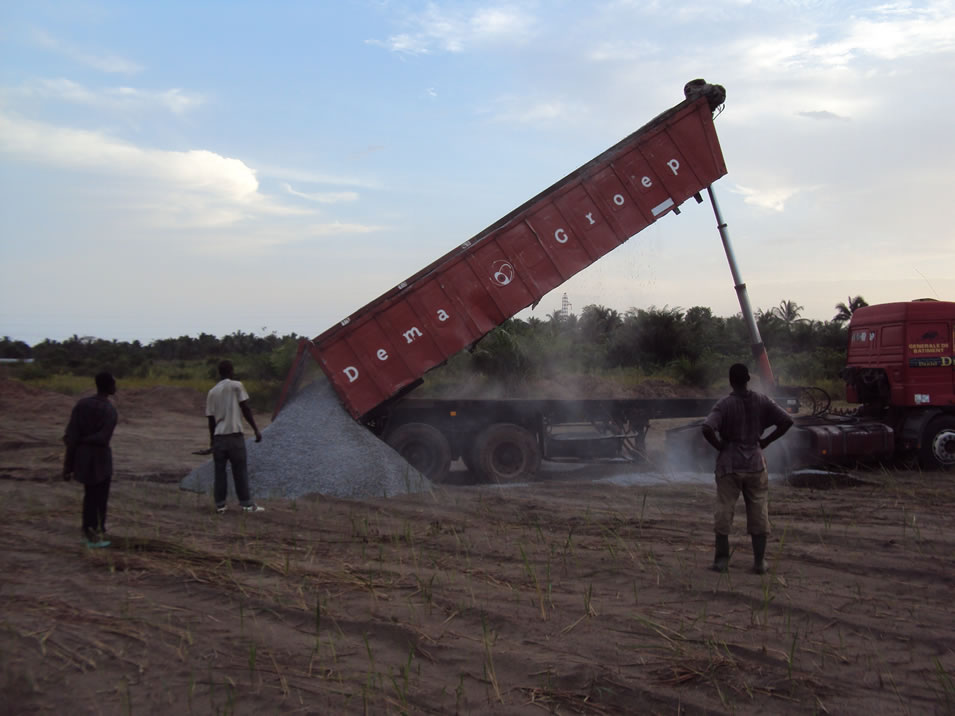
[
  {"xmin": 811, "ymin": 299, "xmax": 955, "ymax": 470},
  {"xmin": 666, "ymin": 298, "xmax": 955, "ymax": 475},
  {"xmin": 276, "ymin": 81, "xmax": 955, "ymax": 481}
]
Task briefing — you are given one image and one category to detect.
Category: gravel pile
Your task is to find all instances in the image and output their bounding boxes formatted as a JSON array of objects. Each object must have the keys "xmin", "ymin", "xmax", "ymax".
[{"xmin": 180, "ymin": 378, "xmax": 430, "ymax": 502}]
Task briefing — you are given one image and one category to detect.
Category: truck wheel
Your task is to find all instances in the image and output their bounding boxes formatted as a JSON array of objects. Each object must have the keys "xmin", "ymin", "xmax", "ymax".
[
  {"xmin": 474, "ymin": 423, "xmax": 541, "ymax": 483},
  {"xmin": 384, "ymin": 423, "xmax": 452, "ymax": 483},
  {"xmin": 919, "ymin": 416, "xmax": 955, "ymax": 471}
]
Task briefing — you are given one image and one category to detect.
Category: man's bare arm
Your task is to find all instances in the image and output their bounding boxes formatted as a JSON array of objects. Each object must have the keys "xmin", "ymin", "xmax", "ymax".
[{"xmin": 240, "ymin": 400, "xmax": 262, "ymax": 442}]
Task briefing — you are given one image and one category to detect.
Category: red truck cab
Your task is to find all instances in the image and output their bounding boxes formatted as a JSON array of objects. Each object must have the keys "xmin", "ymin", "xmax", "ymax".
[
  {"xmin": 845, "ymin": 300, "xmax": 955, "ymax": 409},
  {"xmin": 842, "ymin": 299, "xmax": 955, "ymax": 469}
]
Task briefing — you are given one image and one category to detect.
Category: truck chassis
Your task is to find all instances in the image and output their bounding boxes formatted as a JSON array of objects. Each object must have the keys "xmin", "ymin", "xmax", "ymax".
[{"xmin": 364, "ymin": 396, "xmax": 718, "ymax": 483}]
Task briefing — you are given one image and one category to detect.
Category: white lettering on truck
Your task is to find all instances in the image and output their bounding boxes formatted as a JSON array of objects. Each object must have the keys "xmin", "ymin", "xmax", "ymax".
[
  {"xmin": 667, "ymin": 159, "xmax": 680, "ymax": 175},
  {"xmin": 344, "ymin": 366, "xmax": 359, "ymax": 382},
  {"xmin": 376, "ymin": 349, "xmax": 388, "ymax": 361},
  {"xmin": 555, "ymin": 228, "xmax": 568, "ymax": 244},
  {"xmin": 403, "ymin": 327, "xmax": 423, "ymax": 344},
  {"xmin": 436, "ymin": 309, "xmax": 450, "ymax": 322}
]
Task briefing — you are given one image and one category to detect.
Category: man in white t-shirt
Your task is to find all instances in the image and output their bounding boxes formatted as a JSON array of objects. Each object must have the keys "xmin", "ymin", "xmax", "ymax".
[{"xmin": 206, "ymin": 360, "xmax": 264, "ymax": 514}]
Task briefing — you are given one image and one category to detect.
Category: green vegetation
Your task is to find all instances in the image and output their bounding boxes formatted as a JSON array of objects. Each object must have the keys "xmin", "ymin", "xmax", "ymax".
[
  {"xmin": 0, "ymin": 331, "xmax": 301, "ymax": 410},
  {"xmin": 0, "ymin": 298, "xmax": 854, "ymax": 403},
  {"xmin": 421, "ymin": 302, "xmax": 851, "ymax": 397}
]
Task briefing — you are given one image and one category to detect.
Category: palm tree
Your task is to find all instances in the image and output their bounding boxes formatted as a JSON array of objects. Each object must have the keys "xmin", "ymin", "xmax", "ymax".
[
  {"xmin": 579, "ymin": 304, "xmax": 622, "ymax": 344},
  {"xmin": 771, "ymin": 299, "xmax": 806, "ymax": 329},
  {"xmin": 833, "ymin": 295, "xmax": 869, "ymax": 323}
]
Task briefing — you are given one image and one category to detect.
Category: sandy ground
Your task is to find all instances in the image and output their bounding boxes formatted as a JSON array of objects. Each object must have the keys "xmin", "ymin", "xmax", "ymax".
[{"xmin": 1, "ymin": 378, "xmax": 954, "ymax": 715}]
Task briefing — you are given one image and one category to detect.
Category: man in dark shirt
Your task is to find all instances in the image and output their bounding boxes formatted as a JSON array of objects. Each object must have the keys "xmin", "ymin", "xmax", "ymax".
[
  {"xmin": 702, "ymin": 363, "xmax": 793, "ymax": 574},
  {"xmin": 63, "ymin": 372, "xmax": 118, "ymax": 548}
]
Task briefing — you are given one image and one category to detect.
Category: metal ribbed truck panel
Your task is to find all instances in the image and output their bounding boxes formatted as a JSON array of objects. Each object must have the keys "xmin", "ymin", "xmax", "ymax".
[{"xmin": 314, "ymin": 94, "xmax": 728, "ymax": 418}]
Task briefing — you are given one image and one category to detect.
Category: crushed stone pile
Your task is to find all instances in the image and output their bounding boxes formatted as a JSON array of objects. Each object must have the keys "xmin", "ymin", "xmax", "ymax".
[{"xmin": 180, "ymin": 378, "xmax": 430, "ymax": 501}]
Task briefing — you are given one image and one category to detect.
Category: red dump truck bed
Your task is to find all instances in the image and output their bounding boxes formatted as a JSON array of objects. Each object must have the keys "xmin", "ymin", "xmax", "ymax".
[{"xmin": 312, "ymin": 90, "xmax": 728, "ymax": 418}]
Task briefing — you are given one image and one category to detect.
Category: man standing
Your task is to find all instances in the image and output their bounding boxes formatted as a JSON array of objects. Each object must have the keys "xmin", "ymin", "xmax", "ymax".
[
  {"xmin": 206, "ymin": 360, "xmax": 265, "ymax": 514},
  {"xmin": 702, "ymin": 363, "xmax": 793, "ymax": 574},
  {"xmin": 63, "ymin": 372, "xmax": 118, "ymax": 548}
]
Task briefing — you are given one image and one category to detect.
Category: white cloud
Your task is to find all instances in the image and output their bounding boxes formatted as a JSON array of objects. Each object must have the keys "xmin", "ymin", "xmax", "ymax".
[
  {"xmin": 370, "ymin": 4, "xmax": 537, "ymax": 55},
  {"xmin": 732, "ymin": 2, "xmax": 955, "ymax": 75},
  {"xmin": 306, "ymin": 221, "xmax": 386, "ymax": 236},
  {"xmin": 283, "ymin": 184, "xmax": 359, "ymax": 203},
  {"xmin": 255, "ymin": 163, "xmax": 382, "ymax": 188},
  {"xmin": 840, "ymin": 4, "xmax": 955, "ymax": 60},
  {"xmin": 0, "ymin": 111, "xmax": 310, "ymax": 227},
  {"xmin": 12, "ymin": 78, "xmax": 204, "ymax": 115},
  {"xmin": 109, "ymin": 86, "xmax": 203, "ymax": 115},
  {"xmin": 486, "ymin": 95, "xmax": 590, "ymax": 125},
  {"xmin": 738, "ymin": 33, "xmax": 821, "ymax": 71},
  {"xmin": 470, "ymin": 7, "xmax": 532, "ymax": 38},
  {"xmin": 377, "ymin": 33, "xmax": 431, "ymax": 55},
  {"xmin": 31, "ymin": 29, "xmax": 143, "ymax": 74},
  {"xmin": 797, "ymin": 109, "xmax": 849, "ymax": 121},
  {"xmin": 729, "ymin": 183, "xmax": 804, "ymax": 212}
]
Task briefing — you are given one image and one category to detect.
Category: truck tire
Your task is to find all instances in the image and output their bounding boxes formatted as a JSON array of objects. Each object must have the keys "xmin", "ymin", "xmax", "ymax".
[
  {"xmin": 384, "ymin": 423, "xmax": 452, "ymax": 483},
  {"xmin": 474, "ymin": 423, "xmax": 541, "ymax": 483},
  {"xmin": 919, "ymin": 415, "xmax": 955, "ymax": 471}
]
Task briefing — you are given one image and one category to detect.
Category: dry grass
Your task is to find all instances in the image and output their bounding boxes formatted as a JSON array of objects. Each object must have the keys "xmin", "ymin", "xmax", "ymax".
[{"xmin": 2, "ymin": 469, "xmax": 954, "ymax": 714}]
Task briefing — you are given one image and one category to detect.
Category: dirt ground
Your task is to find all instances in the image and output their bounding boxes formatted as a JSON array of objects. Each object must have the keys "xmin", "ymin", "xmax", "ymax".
[{"xmin": 1, "ymin": 378, "xmax": 954, "ymax": 715}]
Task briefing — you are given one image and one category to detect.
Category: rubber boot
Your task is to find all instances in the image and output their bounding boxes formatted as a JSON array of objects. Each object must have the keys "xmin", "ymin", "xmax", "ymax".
[
  {"xmin": 712, "ymin": 534, "xmax": 730, "ymax": 572},
  {"xmin": 751, "ymin": 534, "xmax": 768, "ymax": 575}
]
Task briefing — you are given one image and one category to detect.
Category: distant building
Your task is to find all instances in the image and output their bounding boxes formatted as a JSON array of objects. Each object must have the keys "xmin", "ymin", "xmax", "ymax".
[{"xmin": 560, "ymin": 292, "xmax": 572, "ymax": 318}]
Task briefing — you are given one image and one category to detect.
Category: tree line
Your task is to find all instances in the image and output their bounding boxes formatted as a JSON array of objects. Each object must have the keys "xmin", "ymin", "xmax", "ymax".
[
  {"xmin": 447, "ymin": 297, "xmax": 865, "ymax": 392},
  {"xmin": 1, "ymin": 296, "xmax": 868, "ymax": 391},
  {"xmin": 0, "ymin": 331, "xmax": 302, "ymax": 382}
]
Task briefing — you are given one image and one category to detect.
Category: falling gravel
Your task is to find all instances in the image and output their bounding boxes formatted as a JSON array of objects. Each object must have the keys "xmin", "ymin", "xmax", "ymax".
[{"xmin": 180, "ymin": 378, "xmax": 430, "ymax": 501}]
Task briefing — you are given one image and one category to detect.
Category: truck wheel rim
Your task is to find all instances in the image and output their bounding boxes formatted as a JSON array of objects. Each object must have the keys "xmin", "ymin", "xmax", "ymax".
[
  {"xmin": 933, "ymin": 429, "xmax": 955, "ymax": 467},
  {"xmin": 492, "ymin": 443, "xmax": 525, "ymax": 477}
]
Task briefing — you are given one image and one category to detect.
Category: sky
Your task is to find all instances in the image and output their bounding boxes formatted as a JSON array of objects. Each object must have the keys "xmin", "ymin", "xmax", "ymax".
[{"xmin": 2, "ymin": 1, "xmax": 954, "ymax": 346}]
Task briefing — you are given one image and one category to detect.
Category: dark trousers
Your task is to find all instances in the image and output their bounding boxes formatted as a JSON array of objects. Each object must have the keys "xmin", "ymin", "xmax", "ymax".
[
  {"xmin": 82, "ymin": 476, "xmax": 111, "ymax": 539},
  {"xmin": 213, "ymin": 433, "xmax": 252, "ymax": 507},
  {"xmin": 714, "ymin": 468, "xmax": 770, "ymax": 536}
]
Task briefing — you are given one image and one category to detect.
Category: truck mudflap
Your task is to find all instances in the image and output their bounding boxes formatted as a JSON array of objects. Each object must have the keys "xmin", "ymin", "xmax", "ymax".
[
  {"xmin": 307, "ymin": 84, "xmax": 728, "ymax": 419},
  {"xmin": 800, "ymin": 421, "xmax": 895, "ymax": 463}
]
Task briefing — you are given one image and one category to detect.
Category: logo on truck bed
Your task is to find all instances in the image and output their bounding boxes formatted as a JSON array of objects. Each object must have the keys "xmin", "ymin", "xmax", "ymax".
[
  {"xmin": 908, "ymin": 356, "xmax": 954, "ymax": 368},
  {"xmin": 491, "ymin": 260, "xmax": 515, "ymax": 286},
  {"xmin": 908, "ymin": 341, "xmax": 949, "ymax": 355}
]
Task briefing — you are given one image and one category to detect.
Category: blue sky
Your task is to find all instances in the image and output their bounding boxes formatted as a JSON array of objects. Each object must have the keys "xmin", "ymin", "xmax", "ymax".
[{"xmin": 2, "ymin": 1, "xmax": 954, "ymax": 344}]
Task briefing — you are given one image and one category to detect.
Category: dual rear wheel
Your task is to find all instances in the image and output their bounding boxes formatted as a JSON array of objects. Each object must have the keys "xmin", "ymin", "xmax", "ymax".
[
  {"xmin": 384, "ymin": 423, "xmax": 451, "ymax": 483},
  {"xmin": 472, "ymin": 423, "xmax": 541, "ymax": 484},
  {"xmin": 385, "ymin": 421, "xmax": 541, "ymax": 484}
]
